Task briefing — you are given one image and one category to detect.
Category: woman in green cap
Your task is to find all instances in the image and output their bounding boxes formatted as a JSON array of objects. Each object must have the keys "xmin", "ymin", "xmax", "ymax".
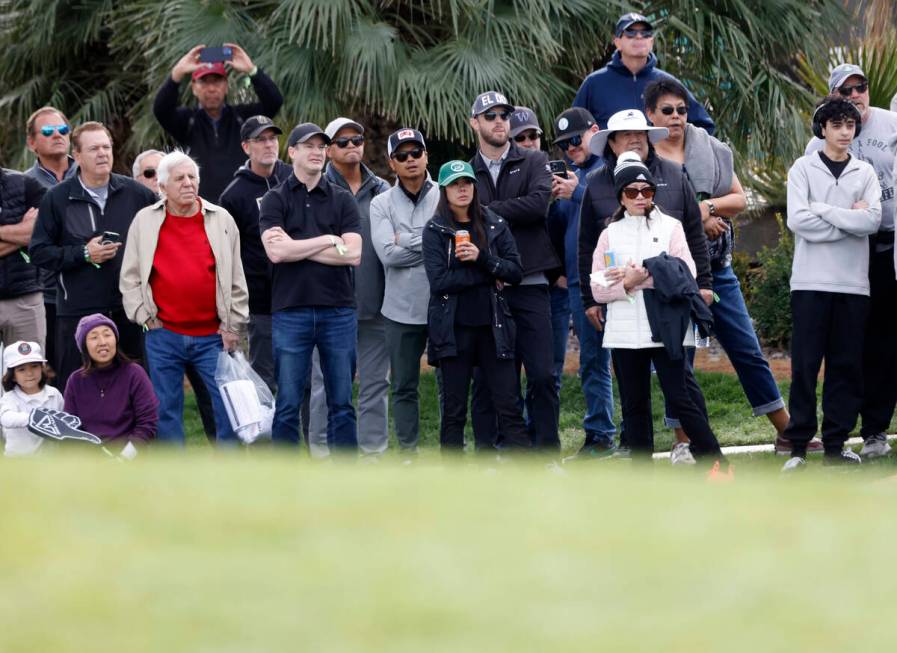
[{"xmin": 422, "ymin": 160, "xmax": 530, "ymax": 454}]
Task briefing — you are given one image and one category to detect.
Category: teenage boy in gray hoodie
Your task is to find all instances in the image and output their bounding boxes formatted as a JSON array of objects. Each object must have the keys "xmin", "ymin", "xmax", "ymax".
[
  {"xmin": 370, "ymin": 129, "xmax": 438, "ymax": 455},
  {"xmin": 782, "ymin": 96, "xmax": 882, "ymax": 471}
]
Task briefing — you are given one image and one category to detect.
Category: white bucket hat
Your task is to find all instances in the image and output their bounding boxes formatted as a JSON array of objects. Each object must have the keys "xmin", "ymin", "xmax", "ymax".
[{"xmin": 589, "ymin": 109, "xmax": 670, "ymax": 156}]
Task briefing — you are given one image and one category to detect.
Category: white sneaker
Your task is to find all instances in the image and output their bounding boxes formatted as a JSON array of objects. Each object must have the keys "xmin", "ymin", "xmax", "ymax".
[
  {"xmin": 823, "ymin": 449, "xmax": 863, "ymax": 467},
  {"xmin": 859, "ymin": 434, "xmax": 892, "ymax": 459},
  {"xmin": 670, "ymin": 442, "xmax": 696, "ymax": 465},
  {"xmin": 781, "ymin": 456, "xmax": 807, "ymax": 472}
]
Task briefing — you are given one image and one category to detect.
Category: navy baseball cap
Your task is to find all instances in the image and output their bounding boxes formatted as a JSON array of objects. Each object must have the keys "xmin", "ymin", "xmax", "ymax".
[
  {"xmin": 387, "ymin": 128, "xmax": 426, "ymax": 157},
  {"xmin": 287, "ymin": 123, "xmax": 330, "ymax": 147},
  {"xmin": 615, "ymin": 12, "xmax": 653, "ymax": 36}
]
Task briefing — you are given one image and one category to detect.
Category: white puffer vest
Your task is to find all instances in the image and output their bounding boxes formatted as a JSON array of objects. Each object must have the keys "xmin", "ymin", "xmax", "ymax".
[{"xmin": 602, "ymin": 211, "xmax": 695, "ymax": 349}]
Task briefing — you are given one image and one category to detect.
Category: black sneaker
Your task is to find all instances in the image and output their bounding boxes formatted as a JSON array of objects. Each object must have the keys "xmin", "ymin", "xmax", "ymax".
[{"xmin": 822, "ymin": 449, "xmax": 863, "ymax": 466}]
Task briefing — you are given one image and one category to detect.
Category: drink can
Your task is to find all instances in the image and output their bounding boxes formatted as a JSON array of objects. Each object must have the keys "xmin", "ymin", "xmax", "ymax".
[
  {"xmin": 455, "ymin": 230, "xmax": 470, "ymax": 247},
  {"xmin": 604, "ymin": 250, "xmax": 617, "ymax": 268}
]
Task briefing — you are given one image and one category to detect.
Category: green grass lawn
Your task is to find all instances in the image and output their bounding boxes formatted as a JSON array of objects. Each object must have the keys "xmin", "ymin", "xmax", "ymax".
[
  {"xmin": 183, "ymin": 370, "xmax": 897, "ymax": 457},
  {"xmin": 1, "ymin": 456, "xmax": 897, "ymax": 652}
]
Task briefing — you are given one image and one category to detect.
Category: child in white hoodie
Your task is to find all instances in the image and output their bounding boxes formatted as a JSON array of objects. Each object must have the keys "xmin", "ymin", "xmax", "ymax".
[{"xmin": 0, "ymin": 341, "xmax": 63, "ymax": 456}]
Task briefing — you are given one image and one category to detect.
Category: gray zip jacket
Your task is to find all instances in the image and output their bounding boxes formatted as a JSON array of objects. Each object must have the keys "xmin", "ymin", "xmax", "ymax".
[
  {"xmin": 370, "ymin": 177, "xmax": 438, "ymax": 325},
  {"xmin": 786, "ymin": 151, "xmax": 881, "ymax": 295}
]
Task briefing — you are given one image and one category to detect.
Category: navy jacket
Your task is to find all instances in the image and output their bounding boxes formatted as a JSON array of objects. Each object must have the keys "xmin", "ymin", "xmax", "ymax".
[
  {"xmin": 153, "ymin": 70, "xmax": 283, "ymax": 202},
  {"xmin": 642, "ymin": 253, "xmax": 714, "ymax": 360},
  {"xmin": 573, "ymin": 51, "xmax": 714, "ymax": 134},
  {"xmin": 422, "ymin": 208, "xmax": 522, "ymax": 365},
  {"xmin": 547, "ymin": 154, "xmax": 603, "ymax": 286}
]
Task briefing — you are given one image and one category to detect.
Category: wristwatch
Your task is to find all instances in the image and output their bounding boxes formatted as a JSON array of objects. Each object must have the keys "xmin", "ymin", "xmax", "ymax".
[
  {"xmin": 705, "ymin": 200, "xmax": 718, "ymax": 216},
  {"xmin": 328, "ymin": 235, "xmax": 348, "ymax": 256}
]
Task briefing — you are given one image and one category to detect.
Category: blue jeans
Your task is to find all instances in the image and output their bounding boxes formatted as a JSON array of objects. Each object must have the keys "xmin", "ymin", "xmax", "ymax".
[
  {"xmin": 144, "ymin": 327, "xmax": 236, "ymax": 445},
  {"xmin": 569, "ymin": 283, "xmax": 616, "ymax": 445},
  {"xmin": 664, "ymin": 265, "xmax": 784, "ymax": 427},
  {"xmin": 272, "ymin": 307, "xmax": 357, "ymax": 449}
]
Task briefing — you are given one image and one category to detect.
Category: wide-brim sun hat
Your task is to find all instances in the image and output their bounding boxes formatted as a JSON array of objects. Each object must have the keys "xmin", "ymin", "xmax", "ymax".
[{"xmin": 589, "ymin": 109, "xmax": 670, "ymax": 156}]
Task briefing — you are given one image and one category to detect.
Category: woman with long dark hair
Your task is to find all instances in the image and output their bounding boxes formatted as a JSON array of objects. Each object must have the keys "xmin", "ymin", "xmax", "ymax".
[{"xmin": 422, "ymin": 161, "xmax": 529, "ymax": 453}]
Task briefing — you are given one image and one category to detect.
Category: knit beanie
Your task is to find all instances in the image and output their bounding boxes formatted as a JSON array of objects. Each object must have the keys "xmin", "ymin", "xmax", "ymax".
[
  {"xmin": 613, "ymin": 151, "xmax": 656, "ymax": 200},
  {"xmin": 74, "ymin": 313, "xmax": 119, "ymax": 353}
]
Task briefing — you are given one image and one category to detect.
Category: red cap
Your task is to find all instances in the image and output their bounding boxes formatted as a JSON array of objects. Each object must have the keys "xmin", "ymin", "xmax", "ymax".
[{"xmin": 192, "ymin": 62, "xmax": 227, "ymax": 81}]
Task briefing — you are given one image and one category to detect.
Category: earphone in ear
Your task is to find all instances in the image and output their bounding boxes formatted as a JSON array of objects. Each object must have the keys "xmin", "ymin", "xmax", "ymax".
[{"xmin": 812, "ymin": 99, "xmax": 863, "ymax": 140}]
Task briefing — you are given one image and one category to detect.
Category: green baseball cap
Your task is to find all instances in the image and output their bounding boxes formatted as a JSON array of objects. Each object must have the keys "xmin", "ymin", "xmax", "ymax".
[{"xmin": 438, "ymin": 160, "xmax": 476, "ymax": 187}]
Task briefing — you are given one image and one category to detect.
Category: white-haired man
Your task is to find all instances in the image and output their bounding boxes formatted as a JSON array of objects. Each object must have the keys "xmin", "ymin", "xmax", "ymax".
[{"xmin": 120, "ymin": 151, "xmax": 249, "ymax": 446}]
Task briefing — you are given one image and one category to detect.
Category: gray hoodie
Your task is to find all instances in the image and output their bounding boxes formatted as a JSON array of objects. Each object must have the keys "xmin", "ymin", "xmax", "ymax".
[
  {"xmin": 370, "ymin": 177, "xmax": 438, "ymax": 325},
  {"xmin": 787, "ymin": 151, "xmax": 881, "ymax": 296},
  {"xmin": 325, "ymin": 163, "xmax": 389, "ymax": 320}
]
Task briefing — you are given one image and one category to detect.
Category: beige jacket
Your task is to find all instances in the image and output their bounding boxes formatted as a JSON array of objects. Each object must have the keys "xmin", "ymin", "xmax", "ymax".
[{"xmin": 120, "ymin": 199, "xmax": 249, "ymax": 334}]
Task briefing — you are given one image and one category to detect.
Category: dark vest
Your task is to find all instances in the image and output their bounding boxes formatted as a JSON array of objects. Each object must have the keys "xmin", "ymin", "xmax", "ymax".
[{"xmin": 0, "ymin": 169, "xmax": 41, "ymax": 298}]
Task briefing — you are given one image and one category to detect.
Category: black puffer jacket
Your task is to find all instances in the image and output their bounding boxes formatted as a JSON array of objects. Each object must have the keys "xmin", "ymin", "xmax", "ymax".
[
  {"xmin": 0, "ymin": 169, "xmax": 45, "ymax": 299},
  {"xmin": 578, "ymin": 149, "xmax": 711, "ymax": 310},
  {"xmin": 218, "ymin": 160, "xmax": 292, "ymax": 314},
  {"xmin": 470, "ymin": 142, "xmax": 559, "ymax": 278},
  {"xmin": 422, "ymin": 208, "xmax": 522, "ymax": 365},
  {"xmin": 29, "ymin": 174, "xmax": 156, "ymax": 316},
  {"xmin": 153, "ymin": 70, "xmax": 283, "ymax": 202}
]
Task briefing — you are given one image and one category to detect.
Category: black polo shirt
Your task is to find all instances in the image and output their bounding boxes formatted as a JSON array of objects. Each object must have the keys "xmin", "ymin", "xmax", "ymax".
[{"xmin": 259, "ymin": 173, "xmax": 361, "ymax": 312}]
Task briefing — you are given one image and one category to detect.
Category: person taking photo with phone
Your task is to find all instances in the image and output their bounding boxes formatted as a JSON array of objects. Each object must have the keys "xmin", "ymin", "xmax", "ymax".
[{"xmin": 153, "ymin": 43, "xmax": 283, "ymax": 202}]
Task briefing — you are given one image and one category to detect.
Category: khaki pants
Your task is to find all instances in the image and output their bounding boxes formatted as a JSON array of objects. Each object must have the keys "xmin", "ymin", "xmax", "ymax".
[{"xmin": 0, "ymin": 291, "xmax": 45, "ymax": 351}]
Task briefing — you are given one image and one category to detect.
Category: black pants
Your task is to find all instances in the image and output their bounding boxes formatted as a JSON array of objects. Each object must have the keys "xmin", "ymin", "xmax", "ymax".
[
  {"xmin": 471, "ymin": 285, "xmax": 560, "ymax": 450},
  {"xmin": 44, "ymin": 301, "xmax": 57, "ymax": 386},
  {"xmin": 860, "ymin": 246, "xmax": 897, "ymax": 437},
  {"xmin": 613, "ymin": 347, "xmax": 722, "ymax": 459},
  {"xmin": 440, "ymin": 325, "xmax": 529, "ymax": 451},
  {"xmin": 55, "ymin": 308, "xmax": 143, "ymax": 391},
  {"xmin": 784, "ymin": 290, "xmax": 869, "ymax": 456}
]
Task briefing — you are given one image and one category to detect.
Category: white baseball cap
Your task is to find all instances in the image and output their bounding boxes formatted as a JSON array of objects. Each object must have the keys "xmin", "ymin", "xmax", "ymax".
[
  {"xmin": 324, "ymin": 117, "xmax": 364, "ymax": 139},
  {"xmin": 3, "ymin": 341, "xmax": 46, "ymax": 371},
  {"xmin": 589, "ymin": 109, "xmax": 670, "ymax": 156}
]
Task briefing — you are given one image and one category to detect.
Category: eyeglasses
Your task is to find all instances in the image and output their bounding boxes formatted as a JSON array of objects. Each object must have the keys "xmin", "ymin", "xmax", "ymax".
[
  {"xmin": 482, "ymin": 111, "xmax": 511, "ymax": 122},
  {"xmin": 557, "ymin": 135, "xmax": 583, "ymax": 151},
  {"xmin": 332, "ymin": 135, "xmax": 365, "ymax": 148},
  {"xmin": 40, "ymin": 124, "xmax": 70, "ymax": 137},
  {"xmin": 622, "ymin": 186, "xmax": 655, "ymax": 199},
  {"xmin": 392, "ymin": 147, "xmax": 425, "ymax": 163},
  {"xmin": 622, "ymin": 28, "xmax": 653, "ymax": 39},
  {"xmin": 513, "ymin": 131, "xmax": 540, "ymax": 143},
  {"xmin": 838, "ymin": 82, "xmax": 868, "ymax": 97},
  {"xmin": 141, "ymin": 168, "xmax": 156, "ymax": 179},
  {"xmin": 659, "ymin": 106, "xmax": 688, "ymax": 116}
]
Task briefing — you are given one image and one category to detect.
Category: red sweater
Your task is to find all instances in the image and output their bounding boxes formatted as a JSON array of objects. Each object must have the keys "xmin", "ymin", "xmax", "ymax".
[{"xmin": 150, "ymin": 204, "xmax": 219, "ymax": 336}]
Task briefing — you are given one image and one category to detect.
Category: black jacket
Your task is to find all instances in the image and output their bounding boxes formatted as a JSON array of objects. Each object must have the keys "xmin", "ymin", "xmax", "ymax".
[
  {"xmin": 0, "ymin": 169, "xmax": 45, "ymax": 299},
  {"xmin": 218, "ymin": 160, "xmax": 292, "ymax": 315},
  {"xmin": 470, "ymin": 143, "xmax": 559, "ymax": 278},
  {"xmin": 153, "ymin": 70, "xmax": 284, "ymax": 202},
  {"xmin": 422, "ymin": 208, "xmax": 523, "ymax": 365},
  {"xmin": 578, "ymin": 150, "xmax": 711, "ymax": 310},
  {"xmin": 29, "ymin": 174, "xmax": 157, "ymax": 317},
  {"xmin": 642, "ymin": 253, "xmax": 714, "ymax": 361}
]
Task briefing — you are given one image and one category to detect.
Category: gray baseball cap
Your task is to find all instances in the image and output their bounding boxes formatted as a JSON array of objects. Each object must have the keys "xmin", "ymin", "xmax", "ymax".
[
  {"xmin": 828, "ymin": 64, "xmax": 867, "ymax": 93},
  {"xmin": 509, "ymin": 107, "xmax": 542, "ymax": 138},
  {"xmin": 470, "ymin": 91, "xmax": 514, "ymax": 117}
]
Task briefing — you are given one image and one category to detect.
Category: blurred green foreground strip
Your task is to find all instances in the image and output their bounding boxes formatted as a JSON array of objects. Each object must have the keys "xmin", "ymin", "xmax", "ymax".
[{"xmin": 1, "ymin": 455, "xmax": 896, "ymax": 652}]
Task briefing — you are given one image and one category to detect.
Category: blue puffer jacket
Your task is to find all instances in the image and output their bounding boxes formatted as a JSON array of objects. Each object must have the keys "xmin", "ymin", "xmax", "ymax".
[
  {"xmin": 547, "ymin": 154, "xmax": 604, "ymax": 286},
  {"xmin": 573, "ymin": 51, "xmax": 714, "ymax": 134}
]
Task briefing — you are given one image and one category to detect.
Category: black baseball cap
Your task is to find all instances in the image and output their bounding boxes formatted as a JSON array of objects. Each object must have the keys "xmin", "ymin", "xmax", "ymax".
[
  {"xmin": 240, "ymin": 115, "xmax": 283, "ymax": 141},
  {"xmin": 287, "ymin": 122, "xmax": 330, "ymax": 147},
  {"xmin": 615, "ymin": 12, "xmax": 653, "ymax": 36},
  {"xmin": 387, "ymin": 128, "xmax": 426, "ymax": 157},
  {"xmin": 470, "ymin": 91, "xmax": 514, "ymax": 117},
  {"xmin": 552, "ymin": 108, "xmax": 596, "ymax": 144}
]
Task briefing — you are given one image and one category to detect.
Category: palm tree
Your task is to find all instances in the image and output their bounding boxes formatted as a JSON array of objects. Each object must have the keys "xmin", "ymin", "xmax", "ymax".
[{"xmin": 0, "ymin": 0, "xmax": 850, "ymax": 187}]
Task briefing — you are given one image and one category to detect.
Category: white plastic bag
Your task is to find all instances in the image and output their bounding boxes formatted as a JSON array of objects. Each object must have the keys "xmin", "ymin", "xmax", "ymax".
[{"xmin": 214, "ymin": 351, "xmax": 275, "ymax": 444}]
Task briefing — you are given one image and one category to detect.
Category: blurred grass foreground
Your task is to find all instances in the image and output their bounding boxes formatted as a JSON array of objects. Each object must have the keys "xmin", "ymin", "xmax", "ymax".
[{"xmin": 1, "ymin": 455, "xmax": 896, "ymax": 652}]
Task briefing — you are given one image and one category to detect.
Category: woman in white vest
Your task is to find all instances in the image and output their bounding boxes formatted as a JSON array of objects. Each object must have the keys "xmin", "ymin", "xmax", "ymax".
[{"xmin": 590, "ymin": 152, "xmax": 723, "ymax": 464}]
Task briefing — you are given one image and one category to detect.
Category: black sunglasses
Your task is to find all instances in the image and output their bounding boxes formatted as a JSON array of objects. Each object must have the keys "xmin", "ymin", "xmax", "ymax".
[
  {"xmin": 557, "ymin": 135, "xmax": 583, "ymax": 150},
  {"xmin": 332, "ymin": 135, "xmax": 365, "ymax": 148},
  {"xmin": 482, "ymin": 110, "xmax": 511, "ymax": 122},
  {"xmin": 838, "ymin": 82, "xmax": 868, "ymax": 97},
  {"xmin": 141, "ymin": 168, "xmax": 156, "ymax": 179},
  {"xmin": 622, "ymin": 186, "xmax": 655, "ymax": 199},
  {"xmin": 660, "ymin": 106, "xmax": 688, "ymax": 116},
  {"xmin": 622, "ymin": 28, "xmax": 653, "ymax": 39},
  {"xmin": 392, "ymin": 147, "xmax": 425, "ymax": 163},
  {"xmin": 514, "ymin": 131, "xmax": 540, "ymax": 143}
]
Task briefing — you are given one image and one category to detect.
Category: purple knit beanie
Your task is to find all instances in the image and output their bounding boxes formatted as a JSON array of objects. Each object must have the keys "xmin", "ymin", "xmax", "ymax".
[{"xmin": 74, "ymin": 313, "xmax": 119, "ymax": 353}]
